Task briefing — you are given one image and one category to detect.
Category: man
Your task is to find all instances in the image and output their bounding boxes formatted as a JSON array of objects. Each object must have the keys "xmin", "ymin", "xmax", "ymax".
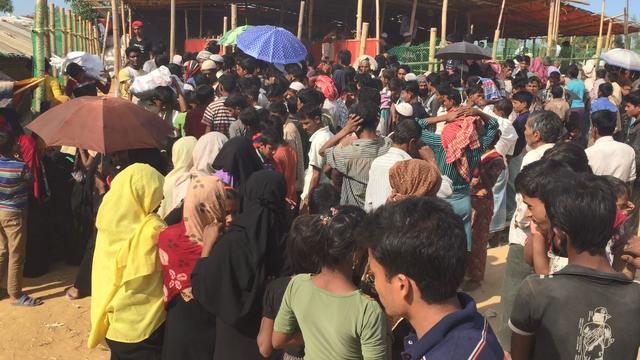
[
  {"xmin": 526, "ymin": 77, "xmax": 544, "ymax": 112},
  {"xmin": 543, "ymin": 85, "xmax": 570, "ymax": 122},
  {"xmin": 357, "ymin": 58, "xmax": 373, "ymax": 77},
  {"xmin": 510, "ymin": 173, "xmax": 640, "ymax": 360},
  {"xmin": 128, "ymin": 20, "xmax": 152, "ymax": 63},
  {"xmin": 498, "ymin": 111, "xmax": 565, "ymax": 350},
  {"xmin": 196, "ymin": 50, "xmax": 213, "ymax": 65},
  {"xmin": 202, "ymin": 74, "xmax": 237, "ymax": 137},
  {"xmin": 119, "ymin": 46, "xmax": 146, "ymax": 101},
  {"xmin": 624, "ymin": 91, "xmax": 640, "ymax": 233},
  {"xmin": 363, "ymin": 198, "xmax": 504, "ymax": 360},
  {"xmin": 184, "ymin": 85, "xmax": 213, "ymax": 138},
  {"xmin": 299, "ymin": 105, "xmax": 333, "ymax": 210},
  {"xmin": 236, "ymin": 57, "xmax": 256, "ymax": 78},
  {"xmin": 586, "ymin": 110, "xmax": 635, "ymax": 183},
  {"xmin": 142, "ymin": 44, "xmax": 165, "ymax": 73},
  {"xmin": 320, "ymin": 103, "xmax": 391, "ymax": 208},
  {"xmin": 200, "ymin": 60, "xmax": 217, "ymax": 85},
  {"xmin": 401, "ymin": 81, "xmax": 428, "ymax": 120}
]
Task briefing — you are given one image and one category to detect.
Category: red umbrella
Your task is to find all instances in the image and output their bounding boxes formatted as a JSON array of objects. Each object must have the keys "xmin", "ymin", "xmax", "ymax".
[{"xmin": 27, "ymin": 96, "xmax": 173, "ymax": 154}]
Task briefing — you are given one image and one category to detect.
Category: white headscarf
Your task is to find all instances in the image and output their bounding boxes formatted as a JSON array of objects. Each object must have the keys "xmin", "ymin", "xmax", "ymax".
[{"xmin": 157, "ymin": 136, "xmax": 197, "ymax": 218}]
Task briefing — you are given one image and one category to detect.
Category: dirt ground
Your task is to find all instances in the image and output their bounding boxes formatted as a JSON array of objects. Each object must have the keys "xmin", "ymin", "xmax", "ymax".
[{"xmin": 0, "ymin": 246, "xmax": 510, "ymax": 360}]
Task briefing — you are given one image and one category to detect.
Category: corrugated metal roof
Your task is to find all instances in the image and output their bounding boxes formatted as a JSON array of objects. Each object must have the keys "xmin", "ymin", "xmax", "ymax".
[{"xmin": 0, "ymin": 16, "xmax": 33, "ymax": 57}]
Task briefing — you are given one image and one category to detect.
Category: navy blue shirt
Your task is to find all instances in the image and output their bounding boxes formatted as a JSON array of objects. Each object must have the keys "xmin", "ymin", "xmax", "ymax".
[
  {"xmin": 401, "ymin": 293, "xmax": 503, "ymax": 360},
  {"xmin": 512, "ymin": 111, "xmax": 530, "ymax": 157}
]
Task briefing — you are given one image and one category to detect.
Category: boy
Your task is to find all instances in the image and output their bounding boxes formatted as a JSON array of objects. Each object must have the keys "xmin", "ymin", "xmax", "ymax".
[
  {"xmin": 543, "ymin": 85, "xmax": 570, "ymax": 122},
  {"xmin": 119, "ymin": 46, "xmax": 145, "ymax": 101},
  {"xmin": 364, "ymin": 197, "xmax": 504, "ymax": 359},
  {"xmin": 510, "ymin": 173, "xmax": 640, "ymax": 360},
  {"xmin": 0, "ymin": 132, "xmax": 37, "ymax": 306},
  {"xmin": 299, "ymin": 105, "xmax": 333, "ymax": 211},
  {"xmin": 511, "ymin": 91, "xmax": 534, "ymax": 158},
  {"xmin": 225, "ymin": 93, "xmax": 250, "ymax": 138}
]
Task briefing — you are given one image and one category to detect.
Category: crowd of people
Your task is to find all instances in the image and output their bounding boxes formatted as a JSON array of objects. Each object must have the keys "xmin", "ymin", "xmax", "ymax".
[{"xmin": 2, "ymin": 19, "xmax": 640, "ymax": 360}]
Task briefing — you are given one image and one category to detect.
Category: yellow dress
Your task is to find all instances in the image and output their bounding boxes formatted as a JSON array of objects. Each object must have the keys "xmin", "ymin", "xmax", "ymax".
[{"xmin": 88, "ymin": 163, "xmax": 167, "ymax": 348}]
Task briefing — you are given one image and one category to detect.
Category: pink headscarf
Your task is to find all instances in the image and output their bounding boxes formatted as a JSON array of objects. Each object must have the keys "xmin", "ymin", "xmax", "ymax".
[
  {"xmin": 529, "ymin": 57, "xmax": 547, "ymax": 86},
  {"xmin": 314, "ymin": 75, "xmax": 338, "ymax": 101}
]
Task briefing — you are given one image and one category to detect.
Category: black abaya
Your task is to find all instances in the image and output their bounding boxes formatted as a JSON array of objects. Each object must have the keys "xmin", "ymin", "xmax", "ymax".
[{"xmin": 162, "ymin": 296, "xmax": 216, "ymax": 360}]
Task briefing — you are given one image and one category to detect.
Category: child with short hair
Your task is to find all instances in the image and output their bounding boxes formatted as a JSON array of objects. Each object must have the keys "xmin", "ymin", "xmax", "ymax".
[
  {"xmin": 298, "ymin": 105, "xmax": 333, "ymax": 212},
  {"xmin": 510, "ymin": 173, "xmax": 640, "ymax": 360},
  {"xmin": 511, "ymin": 91, "xmax": 533, "ymax": 158}
]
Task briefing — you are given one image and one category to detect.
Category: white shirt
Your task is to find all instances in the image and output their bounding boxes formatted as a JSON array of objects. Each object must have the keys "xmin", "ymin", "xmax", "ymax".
[
  {"xmin": 508, "ymin": 143, "xmax": 555, "ymax": 246},
  {"xmin": 585, "ymin": 136, "xmax": 636, "ymax": 182},
  {"xmin": 364, "ymin": 147, "xmax": 413, "ymax": 212},
  {"xmin": 483, "ymin": 106, "xmax": 518, "ymax": 157},
  {"xmin": 301, "ymin": 126, "xmax": 333, "ymax": 201}
]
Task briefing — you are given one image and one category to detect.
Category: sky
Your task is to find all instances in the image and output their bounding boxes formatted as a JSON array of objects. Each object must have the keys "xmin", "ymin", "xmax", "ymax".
[{"xmin": 9, "ymin": 0, "xmax": 640, "ymax": 20}]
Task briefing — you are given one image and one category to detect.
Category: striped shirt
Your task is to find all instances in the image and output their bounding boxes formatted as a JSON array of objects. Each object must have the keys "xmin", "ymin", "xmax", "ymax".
[
  {"xmin": 325, "ymin": 137, "xmax": 392, "ymax": 208},
  {"xmin": 418, "ymin": 116, "xmax": 499, "ymax": 192},
  {"xmin": 201, "ymin": 96, "xmax": 235, "ymax": 138},
  {"xmin": 0, "ymin": 157, "xmax": 31, "ymax": 212}
]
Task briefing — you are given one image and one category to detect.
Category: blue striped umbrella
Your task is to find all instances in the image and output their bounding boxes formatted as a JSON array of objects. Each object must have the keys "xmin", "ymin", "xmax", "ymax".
[{"xmin": 237, "ymin": 25, "xmax": 307, "ymax": 64}]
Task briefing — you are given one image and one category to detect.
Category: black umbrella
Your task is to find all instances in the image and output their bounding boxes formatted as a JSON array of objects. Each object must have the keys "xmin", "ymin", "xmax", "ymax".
[{"xmin": 435, "ymin": 41, "xmax": 491, "ymax": 60}]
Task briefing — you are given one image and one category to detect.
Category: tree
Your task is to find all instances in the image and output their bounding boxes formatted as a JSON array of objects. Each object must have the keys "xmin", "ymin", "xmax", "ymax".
[
  {"xmin": 0, "ymin": 0, "xmax": 14, "ymax": 13},
  {"xmin": 65, "ymin": 0, "xmax": 100, "ymax": 20}
]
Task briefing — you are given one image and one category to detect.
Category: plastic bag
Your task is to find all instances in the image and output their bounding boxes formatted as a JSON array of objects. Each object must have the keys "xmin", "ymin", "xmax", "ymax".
[
  {"xmin": 129, "ymin": 66, "xmax": 173, "ymax": 100},
  {"xmin": 50, "ymin": 52, "xmax": 106, "ymax": 81}
]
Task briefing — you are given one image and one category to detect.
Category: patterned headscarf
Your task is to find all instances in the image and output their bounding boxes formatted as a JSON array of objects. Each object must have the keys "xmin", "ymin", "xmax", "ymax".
[
  {"xmin": 315, "ymin": 75, "xmax": 338, "ymax": 101},
  {"xmin": 183, "ymin": 60, "xmax": 201, "ymax": 82},
  {"xmin": 183, "ymin": 175, "xmax": 226, "ymax": 244},
  {"xmin": 388, "ymin": 159, "xmax": 442, "ymax": 202}
]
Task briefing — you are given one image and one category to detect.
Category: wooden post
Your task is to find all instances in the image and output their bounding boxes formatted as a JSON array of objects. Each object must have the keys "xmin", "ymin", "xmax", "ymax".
[
  {"xmin": 49, "ymin": 3, "xmax": 57, "ymax": 59},
  {"xmin": 440, "ymin": 0, "xmax": 449, "ymax": 47},
  {"xmin": 356, "ymin": 0, "xmax": 363, "ymax": 39},
  {"xmin": 546, "ymin": 0, "xmax": 555, "ymax": 56},
  {"xmin": 408, "ymin": 0, "xmax": 417, "ymax": 42},
  {"xmin": 359, "ymin": 22, "xmax": 369, "ymax": 58},
  {"xmin": 120, "ymin": 0, "xmax": 126, "ymax": 45},
  {"xmin": 223, "ymin": 16, "xmax": 228, "ymax": 35},
  {"xmin": 307, "ymin": 0, "xmax": 314, "ymax": 41},
  {"xmin": 570, "ymin": 35, "xmax": 575, "ymax": 60},
  {"xmin": 491, "ymin": 0, "xmax": 506, "ymax": 59},
  {"xmin": 185, "ymin": 9, "xmax": 189, "ymax": 39},
  {"xmin": 44, "ymin": 2, "xmax": 51, "ymax": 60},
  {"xmin": 84, "ymin": 20, "xmax": 90, "ymax": 51},
  {"xmin": 605, "ymin": 19, "xmax": 613, "ymax": 51},
  {"xmin": 594, "ymin": 0, "xmax": 605, "ymax": 68},
  {"xmin": 170, "ymin": 0, "xmax": 176, "ymax": 58},
  {"xmin": 624, "ymin": 3, "xmax": 629, "ymax": 50},
  {"xmin": 66, "ymin": 10, "xmax": 72, "ymax": 52},
  {"xmin": 553, "ymin": 0, "xmax": 560, "ymax": 42},
  {"xmin": 78, "ymin": 19, "xmax": 84, "ymax": 51},
  {"xmin": 297, "ymin": 1, "xmax": 305, "ymax": 40},
  {"xmin": 199, "ymin": 1, "xmax": 203, "ymax": 38},
  {"xmin": 111, "ymin": 0, "xmax": 121, "ymax": 97},
  {"xmin": 428, "ymin": 27, "xmax": 437, "ymax": 71},
  {"xmin": 102, "ymin": 11, "xmax": 110, "ymax": 61},
  {"xmin": 128, "ymin": 6, "xmax": 132, "ymax": 39},
  {"xmin": 59, "ymin": 7, "xmax": 67, "ymax": 56},
  {"xmin": 231, "ymin": 3, "xmax": 238, "ymax": 30},
  {"xmin": 279, "ymin": 0, "xmax": 285, "ymax": 26},
  {"xmin": 70, "ymin": 12, "xmax": 76, "ymax": 51},
  {"xmin": 375, "ymin": 0, "xmax": 380, "ymax": 53}
]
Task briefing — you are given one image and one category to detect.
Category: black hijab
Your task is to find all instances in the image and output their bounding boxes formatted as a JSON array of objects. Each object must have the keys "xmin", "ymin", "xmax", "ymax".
[
  {"xmin": 212, "ymin": 136, "xmax": 263, "ymax": 189},
  {"xmin": 192, "ymin": 170, "xmax": 290, "ymax": 337}
]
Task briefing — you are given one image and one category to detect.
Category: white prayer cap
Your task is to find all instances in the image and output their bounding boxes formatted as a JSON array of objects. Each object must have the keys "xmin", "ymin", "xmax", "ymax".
[
  {"xmin": 289, "ymin": 81, "xmax": 305, "ymax": 92},
  {"xmin": 396, "ymin": 103, "xmax": 414, "ymax": 117},
  {"xmin": 405, "ymin": 73, "xmax": 417, "ymax": 82}
]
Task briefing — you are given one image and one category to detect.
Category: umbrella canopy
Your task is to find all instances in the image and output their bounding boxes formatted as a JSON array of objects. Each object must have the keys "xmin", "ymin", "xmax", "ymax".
[
  {"xmin": 601, "ymin": 49, "xmax": 640, "ymax": 71},
  {"xmin": 218, "ymin": 25, "xmax": 252, "ymax": 46},
  {"xmin": 237, "ymin": 25, "xmax": 307, "ymax": 64},
  {"xmin": 27, "ymin": 96, "xmax": 173, "ymax": 154},
  {"xmin": 435, "ymin": 42, "xmax": 491, "ymax": 60}
]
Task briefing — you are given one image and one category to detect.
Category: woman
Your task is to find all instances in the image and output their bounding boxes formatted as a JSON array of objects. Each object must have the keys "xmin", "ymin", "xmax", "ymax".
[
  {"xmin": 191, "ymin": 170, "xmax": 290, "ymax": 360},
  {"xmin": 158, "ymin": 175, "xmax": 226, "ymax": 359},
  {"xmin": 211, "ymin": 136, "xmax": 264, "ymax": 189},
  {"xmin": 387, "ymin": 159, "xmax": 442, "ymax": 202},
  {"xmin": 88, "ymin": 164, "xmax": 166, "ymax": 358},
  {"xmin": 158, "ymin": 136, "xmax": 197, "ymax": 218},
  {"xmin": 173, "ymin": 131, "xmax": 228, "ymax": 208}
]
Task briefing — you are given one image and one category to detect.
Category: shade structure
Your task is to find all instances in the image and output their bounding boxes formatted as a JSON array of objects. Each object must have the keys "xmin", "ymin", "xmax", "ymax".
[
  {"xmin": 237, "ymin": 25, "xmax": 307, "ymax": 64},
  {"xmin": 218, "ymin": 25, "xmax": 252, "ymax": 46},
  {"xmin": 601, "ymin": 49, "xmax": 640, "ymax": 72},
  {"xmin": 27, "ymin": 96, "xmax": 174, "ymax": 154},
  {"xmin": 435, "ymin": 42, "xmax": 491, "ymax": 61}
]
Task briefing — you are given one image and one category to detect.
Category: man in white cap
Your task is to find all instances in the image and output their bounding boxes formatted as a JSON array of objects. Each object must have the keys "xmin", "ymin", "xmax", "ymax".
[
  {"xmin": 200, "ymin": 60, "xmax": 217, "ymax": 85},
  {"xmin": 395, "ymin": 102, "xmax": 414, "ymax": 122},
  {"xmin": 196, "ymin": 50, "xmax": 213, "ymax": 65}
]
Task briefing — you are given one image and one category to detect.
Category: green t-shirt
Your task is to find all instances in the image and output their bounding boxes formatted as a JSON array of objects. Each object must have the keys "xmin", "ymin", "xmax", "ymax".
[
  {"xmin": 174, "ymin": 112, "xmax": 186, "ymax": 137},
  {"xmin": 274, "ymin": 274, "xmax": 387, "ymax": 360}
]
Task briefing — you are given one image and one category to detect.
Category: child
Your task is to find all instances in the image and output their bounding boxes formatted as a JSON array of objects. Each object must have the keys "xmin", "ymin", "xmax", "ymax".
[
  {"xmin": 544, "ymin": 85, "xmax": 570, "ymax": 123},
  {"xmin": 223, "ymin": 187, "xmax": 240, "ymax": 229},
  {"xmin": 603, "ymin": 176, "xmax": 636, "ymax": 278},
  {"xmin": 363, "ymin": 198, "xmax": 503, "ymax": 359},
  {"xmin": 510, "ymin": 173, "xmax": 640, "ymax": 360},
  {"xmin": 273, "ymin": 206, "xmax": 388, "ymax": 360},
  {"xmin": 257, "ymin": 215, "xmax": 322, "ymax": 360},
  {"xmin": 298, "ymin": 105, "xmax": 333, "ymax": 212},
  {"xmin": 511, "ymin": 90, "xmax": 533, "ymax": 158},
  {"xmin": 0, "ymin": 132, "xmax": 38, "ymax": 306}
]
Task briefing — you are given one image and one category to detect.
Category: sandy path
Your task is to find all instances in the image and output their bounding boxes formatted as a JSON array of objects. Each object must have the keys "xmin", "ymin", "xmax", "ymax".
[{"xmin": 0, "ymin": 246, "xmax": 509, "ymax": 360}]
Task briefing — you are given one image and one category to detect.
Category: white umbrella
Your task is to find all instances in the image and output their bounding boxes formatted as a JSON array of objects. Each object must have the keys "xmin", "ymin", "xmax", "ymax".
[{"xmin": 601, "ymin": 48, "xmax": 640, "ymax": 71}]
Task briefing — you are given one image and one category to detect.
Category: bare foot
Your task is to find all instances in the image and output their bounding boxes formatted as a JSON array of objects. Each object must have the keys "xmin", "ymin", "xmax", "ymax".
[{"xmin": 65, "ymin": 286, "xmax": 80, "ymax": 300}]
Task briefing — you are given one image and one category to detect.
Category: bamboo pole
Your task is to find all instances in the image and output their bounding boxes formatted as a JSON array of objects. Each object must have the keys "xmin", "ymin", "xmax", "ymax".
[
  {"xmin": 231, "ymin": 3, "xmax": 238, "ymax": 31},
  {"xmin": 297, "ymin": 1, "xmax": 305, "ymax": 40},
  {"xmin": 185, "ymin": 9, "xmax": 189, "ymax": 39},
  {"xmin": 408, "ymin": 0, "xmax": 417, "ymax": 43},
  {"xmin": 199, "ymin": 1, "xmax": 203, "ymax": 38},
  {"xmin": 44, "ymin": 2, "xmax": 51, "ymax": 59},
  {"xmin": 111, "ymin": 0, "xmax": 121, "ymax": 97},
  {"xmin": 624, "ymin": 4, "xmax": 629, "ymax": 50},
  {"xmin": 49, "ymin": 3, "xmax": 57, "ymax": 60},
  {"xmin": 553, "ymin": 0, "xmax": 560, "ymax": 43},
  {"xmin": 69, "ymin": 12, "xmax": 75, "ymax": 51},
  {"xmin": 375, "ymin": 0, "xmax": 380, "ymax": 53},
  {"xmin": 594, "ymin": 0, "xmax": 605, "ymax": 68},
  {"xmin": 222, "ymin": 16, "xmax": 228, "ymax": 55},
  {"xmin": 546, "ymin": 0, "xmax": 555, "ymax": 56},
  {"xmin": 428, "ymin": 27, "xmax": 437, "ymax": 72},
  {"xmin": 127, "ymin": 5, "xmax": 132, "ymax": 39},
  {"xmin": 66, "ymin": 10, "xmax": 72, "ymax": 53},
  {"xmin": 279, "ymin": 0, "xmax": 285, "ymax": 26},
  {"xmin": 605, "ymin": 19, "xmax": 613, "ymax": 51},
  {"xmin": 170, "ymin": 0, "xmax": 176, "ymax": 58},
  {"xmin": 120, "ymin": 0, "xmax": 126, "ymax": 45},
  {"xmin": 307, "ymin": 0, "xmax": 314, "ymax": 42},
  {"xmin": 102, "ymin": 11, "xmax": 110, "ymax": 61},
  {"xmin": 84, "ymin": 20, "xmax": 89, "ymax": 51},
  {"xmin": 356, "ymin": 0, "xmax": 363, "ymax": 39},
  {"xmin": 440, "ymin": 0, "xmax": 449, "ymax": 47},
  {"xmin": 59, "ymin": 7, "xmax": 67, "ymax": 56},
  {"xmin": 34, "ymin": 0, "xmax": 47, "ymax": 113},
  {"xmin": 359, "ymin": 22, "xmax": 369, "ymax": 58}
]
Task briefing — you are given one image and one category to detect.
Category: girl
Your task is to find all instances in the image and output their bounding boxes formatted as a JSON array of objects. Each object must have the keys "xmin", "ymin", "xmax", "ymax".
[{"xmin": 272, "ymin": 206, "xmax": 388, "ymax": 360}]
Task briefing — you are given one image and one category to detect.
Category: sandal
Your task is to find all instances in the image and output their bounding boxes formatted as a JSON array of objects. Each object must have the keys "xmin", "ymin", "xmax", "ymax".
[{"xmin": 12, "ymin": 294, "xmax": 43, "ymax": 307}]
